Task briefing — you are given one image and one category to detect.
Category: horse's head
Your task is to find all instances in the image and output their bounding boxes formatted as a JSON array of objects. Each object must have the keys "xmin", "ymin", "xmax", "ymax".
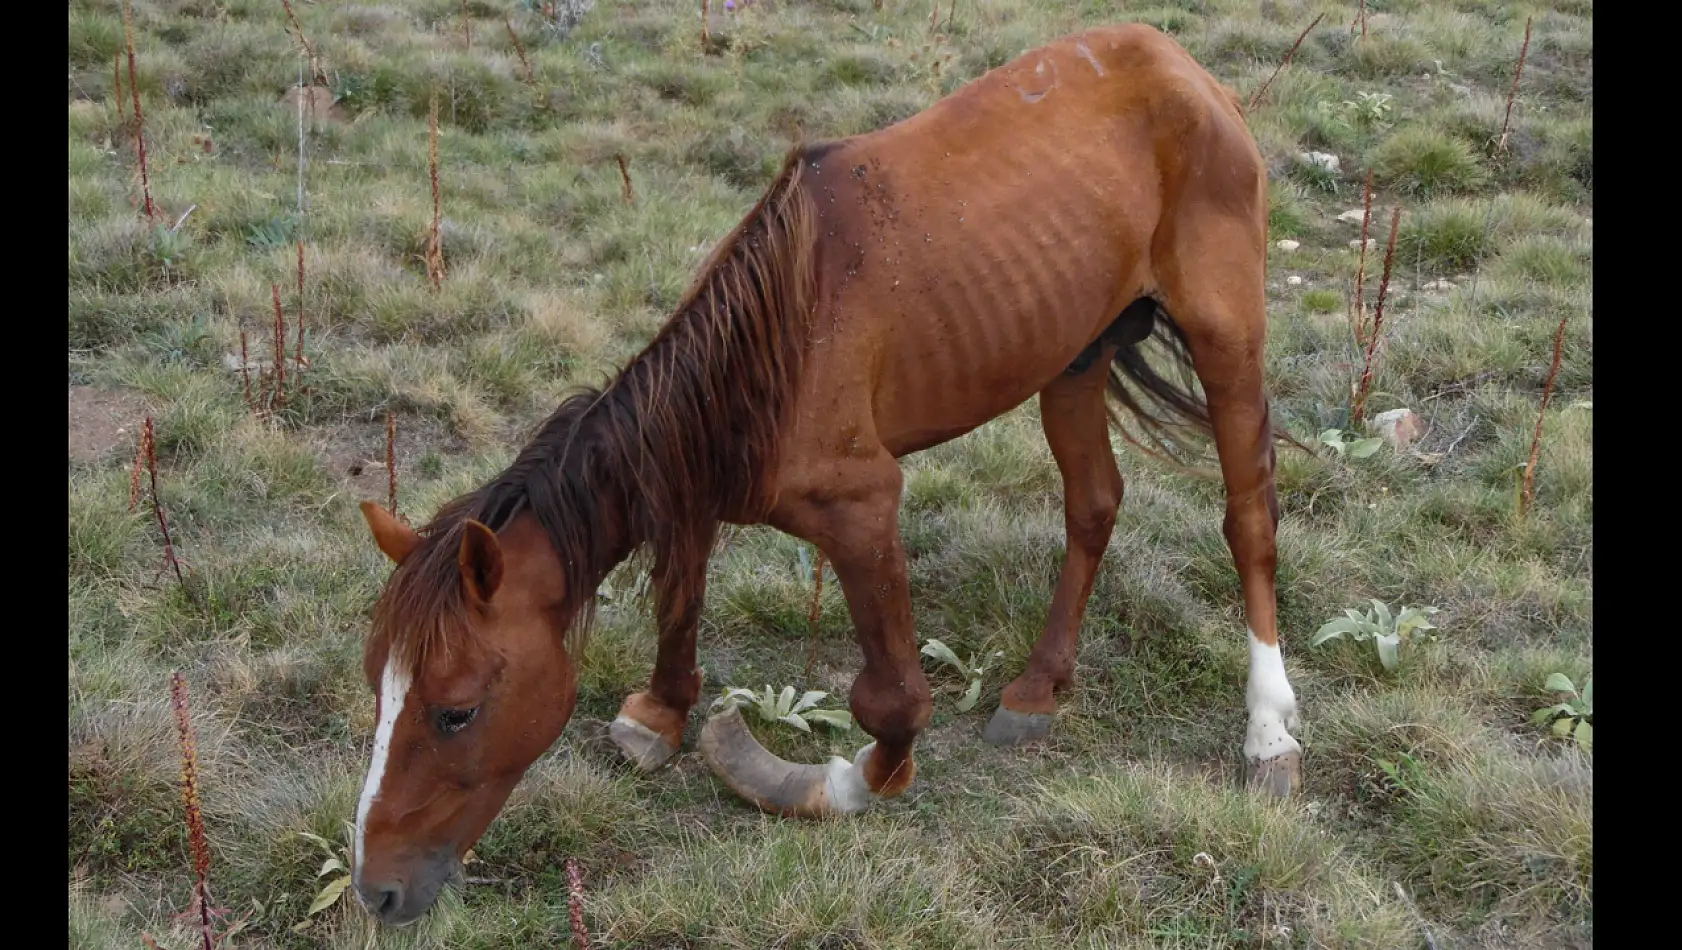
[{"xmin": 351, "ymin": 501, "xmax": 579, "ymax": 926}]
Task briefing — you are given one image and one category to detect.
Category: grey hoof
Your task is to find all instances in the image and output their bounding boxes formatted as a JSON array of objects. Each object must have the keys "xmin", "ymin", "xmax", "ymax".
[
  {"xmin": 983, "ymin": 706, "xmax": 1055, "ymax": 746},
  {"xmin": 608, "ymin": 716, "xmax": 679, "ymax": 771},
  {"xmin": 1246, "ymin": 750, "xmax": 1302, "ymax": 799}
]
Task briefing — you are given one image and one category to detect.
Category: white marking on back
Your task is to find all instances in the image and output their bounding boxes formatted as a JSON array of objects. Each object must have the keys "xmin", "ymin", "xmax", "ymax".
[
  {"xmin": 1075, "ymin": 41, "xmax": 1106, "ymax": 76},
  {"xmin": 1243, "ymin": 629, "xmax": 1302, "ymax": 760},
  {"xmin": 354, "ymin": 657, "xmax": 411, "ymax": 885}
]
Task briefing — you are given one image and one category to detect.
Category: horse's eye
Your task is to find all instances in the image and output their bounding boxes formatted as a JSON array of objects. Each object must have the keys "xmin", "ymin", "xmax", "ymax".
[{"xmin": 435, "ymin": 706, "xmax": 479, "ymax": 735}]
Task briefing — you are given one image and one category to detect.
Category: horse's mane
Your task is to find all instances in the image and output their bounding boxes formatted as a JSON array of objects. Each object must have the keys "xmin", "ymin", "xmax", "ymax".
[{"xmin": 368, "ymin": 146, "xmax": 820, "ymax": 675}]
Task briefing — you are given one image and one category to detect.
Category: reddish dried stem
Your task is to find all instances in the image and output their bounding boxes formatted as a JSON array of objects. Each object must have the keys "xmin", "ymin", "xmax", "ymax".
[
  {"xmin": 427, "ymin": 92, "xmax": 445, "ymax": 291},
  {"xmin": 803, "ymin": 551, "xmax": 826, "ymax": 682},
  {"xmin": 122, "ymin": 0, "xmax": 155, "ymax": 220},
  {"xmin": 281, "ymin": 0, "xmax": 326, "ymax": 86},
  {"xmin": 170, "ymin": 672, "xmax": 215, "ymax": 950},
  {"xmin": 129, "ymin": 421, "xmax": 149, "ymax": 513},
  {"xmin": 462, "ymin": 0, "xmax": 473, "ymax": 50},
  {"xmin": 1352, "ymin": 169, "xmax": 1374, "ymax": 348},
  {"xmin": 616, "ymin": 155, "xmax": 634, "ymax": 204},
  {"xmin": 387, "ymin": 410, "xmax": 399, "ymax": 519},
  {"xmin": 1352, "ymin": 0, "xmax": 1367, "ymax": 38},
  {"xmin": 567, "ymin": 857, "xmax": 590, "ymax": 949},
  {"xmin": 701, "ymin": 0, "xmax": 711, "ymax": 51},
  {"xmin": 1520, "ymin": 315, "xmax": 1568, "ymax": 515},
  {"xmin": 506, "ymin": 16, "xmax": 536, "ymax": 87},
  {"xmin": 144, "ymin": 418, "xmax": 187, "ymax": 590},
  {"xmin": 1353, "ymin": 207, "xmax": 1402, "ymax": 422},
  {"xmin": 1497, "ymin": 16, "xmax": 1533, "ymax": 155},
  {"xmin": 270, "ymin": 284, "xmax": 287, "ymax": 410},
  {"xmin": 1248, "ymin": 12, "xmax": 1323, "ymax": 111}
]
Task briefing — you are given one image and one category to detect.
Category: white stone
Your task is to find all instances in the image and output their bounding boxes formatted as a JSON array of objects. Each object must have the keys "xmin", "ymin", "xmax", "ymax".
[
  {"xmin": 1423, "ymin": 279, "xmax": 1456, "ymax": 292},
  {"xmin": 1369, "ymin": 408, "xmax": 1425, "ymax": 452},
  {"xmin": 1275, "ymin": 239, "xmax": 1301, "ymax": 252},
  {"xmin": 1336, "ymin": 209, "xmax": 1367, "ymax": 224},
  {"xmin": 1349, "ymin": 238, "xmax": 1378, "ymax": 251},
  {"xmin": 1285, "ymin": 275, "xmax": 1304, "ymax": 287},
  {"xmin": 1296, "ymin": 151, "xmax": 1341, "ymax": 173}
]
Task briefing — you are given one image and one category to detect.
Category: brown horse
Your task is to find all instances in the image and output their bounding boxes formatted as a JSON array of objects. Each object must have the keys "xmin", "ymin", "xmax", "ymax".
[{"xmin": 351, "ymin": 23, "xmax": 1306, "ymax": 925}]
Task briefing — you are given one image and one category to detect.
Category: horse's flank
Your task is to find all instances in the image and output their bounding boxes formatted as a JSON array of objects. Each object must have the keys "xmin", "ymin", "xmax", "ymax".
[{"xmin": 366, "ymin": 147, "xmax": 821, "ymax": 679}]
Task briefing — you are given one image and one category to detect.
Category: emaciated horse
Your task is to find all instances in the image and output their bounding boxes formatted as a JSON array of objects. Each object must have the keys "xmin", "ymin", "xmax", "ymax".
[{"xmin": 351, "ymin": 23, "xmax": 1306, "ymax": 925}]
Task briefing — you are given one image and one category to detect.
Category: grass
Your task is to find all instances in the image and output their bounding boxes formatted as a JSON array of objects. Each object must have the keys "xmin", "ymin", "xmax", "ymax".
[{"xmin": 68, "ymin": 1, "xmax": 1590, "ymax": 948}]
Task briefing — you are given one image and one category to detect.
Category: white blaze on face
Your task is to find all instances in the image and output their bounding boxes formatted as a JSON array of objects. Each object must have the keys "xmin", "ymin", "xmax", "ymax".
[
  {"xmin": 1243, "ymin": 628, "xmax": 1302, "ymax": 761},
  {"xmin": 354, "ymin": 657, "xmax": 412, "ymax": 885}
]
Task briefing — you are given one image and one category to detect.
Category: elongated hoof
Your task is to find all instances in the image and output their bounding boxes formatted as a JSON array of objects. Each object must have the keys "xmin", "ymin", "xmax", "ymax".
[
  {"xmin": 1246, "ymin": 750, "xmax": 1302, "ymax": 799},
  {"xmin": 609, "ymin": 715, "xmax": 680, "ymax": 772},
  {"xmin": 983, "ymin": 706, "xmax": 1055, "ymax": 746},
  {"xmin": 699, "ymin": 706, "xmax": 879, "ymax": 818}
]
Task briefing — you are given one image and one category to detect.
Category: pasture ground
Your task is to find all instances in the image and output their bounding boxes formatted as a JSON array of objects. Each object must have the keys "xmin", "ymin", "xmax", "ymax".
[{"xmin": 69, "ymin": 1, "xmax": 1591, "ymax": 947}]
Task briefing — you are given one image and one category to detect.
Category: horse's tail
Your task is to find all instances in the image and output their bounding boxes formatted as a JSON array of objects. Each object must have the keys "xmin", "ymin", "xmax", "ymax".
[{"xmin": 1100, "ymin": 298, "xmax": 1314, "ymax": 474}]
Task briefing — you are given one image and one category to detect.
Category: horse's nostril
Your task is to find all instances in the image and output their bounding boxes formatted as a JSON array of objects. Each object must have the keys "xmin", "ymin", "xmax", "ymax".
[{"xmin": 376, "ymin": 885, "xmax": 402, "ymax": 917}]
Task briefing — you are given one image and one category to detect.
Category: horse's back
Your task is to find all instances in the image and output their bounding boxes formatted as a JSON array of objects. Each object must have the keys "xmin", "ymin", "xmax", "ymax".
[{"xmin": 790, "ymin": 24, "xmax": 1262, "ymax": 457}]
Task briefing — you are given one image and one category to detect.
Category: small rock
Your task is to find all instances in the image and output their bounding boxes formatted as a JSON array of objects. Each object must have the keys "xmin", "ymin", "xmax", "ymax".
[
  {"xmin": 1449, "ymin": 82, "xmax": 1472, "ymax": 96},
  {"xmin": 1369, "ymin": 408, "xmax": 1425, "ymax": 452},
  {"xmin": 1349, "ymin": 238, "xmax": 1378, "ymax": 251},
  {"xmin": 1296, "ymin": 151, "xmax": 1341, "ymax": 173},
  {"xmin": 1285, "ymin": 275, "xmax": 1304, "ymax": 287},
  {"xmin": 222, "ymin": 353, "xmax": 272, "ymax": 374},
  {"xmin": 1336, "ymin": 209, "xmax": 1367, "ymax": 224},
  {"xmin": 1275, "ymin": 239, "xmax": 1301, "ymax": 252},
  {"xmin": 1422, "ymin": 279, "xmax": 1456, "ymax": 292}
]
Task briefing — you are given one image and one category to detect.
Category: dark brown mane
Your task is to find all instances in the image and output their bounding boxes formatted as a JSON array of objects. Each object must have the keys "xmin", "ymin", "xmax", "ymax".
[{"xmin": 369, "ymin": 146, "xmax": 820, "ymax": 675}]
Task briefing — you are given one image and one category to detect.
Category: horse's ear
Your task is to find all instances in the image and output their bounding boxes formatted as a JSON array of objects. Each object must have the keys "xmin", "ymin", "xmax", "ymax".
[
  {"xmin": 458, "ymin": 520, "xmax": 504, "ymax": 604},
  {"xmin": 361, "ymin": 501, "xmax": 421, "ymax": 564}
]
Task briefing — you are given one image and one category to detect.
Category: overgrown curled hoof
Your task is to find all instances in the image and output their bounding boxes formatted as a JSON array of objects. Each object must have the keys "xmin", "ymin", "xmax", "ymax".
[
  {"xmin": 983, "ymin": 706, "xmax": 1055, "ymax": 746},
  {"xmin": 1246, "ymin": 749, "xmax": 1302, "ymax": 799},
  {"xmin": 609, "ymin": 716, "xmax": 680, "ymax": 771}
]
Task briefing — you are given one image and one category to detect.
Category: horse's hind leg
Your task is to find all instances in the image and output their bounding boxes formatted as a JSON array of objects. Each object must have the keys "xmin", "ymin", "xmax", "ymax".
[
  {"xmin": 1160, "ymin": 216, "xmax": 1303, "ymax": 798},
  {"xmin": 984, "ymin": 344, "xmax": 1123, "ymax": 746}
]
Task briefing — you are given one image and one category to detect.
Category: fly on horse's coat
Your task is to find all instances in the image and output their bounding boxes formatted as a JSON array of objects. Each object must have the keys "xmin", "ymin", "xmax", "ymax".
[{"xmin": 350, "ymin": 23, "xmax": 1307, "ymax": 925}]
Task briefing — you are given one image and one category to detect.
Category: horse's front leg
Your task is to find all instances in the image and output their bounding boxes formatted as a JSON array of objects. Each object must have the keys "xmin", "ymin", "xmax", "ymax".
[
  {"xmin": 609, "ymin": 531, "xmax": 715, "ymax": 770},
  {"xmin": 699, "ymin": 451, "xmax": 933, "ymax": 817}
]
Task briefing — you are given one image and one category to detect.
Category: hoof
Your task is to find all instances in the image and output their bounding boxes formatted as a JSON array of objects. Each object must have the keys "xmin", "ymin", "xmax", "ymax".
[
  {"xmin": 1246, "ymin": 749, "xmax": 1302, "ymax": 799},
  {"xmin": 983, "ymin": 706, "xmax": 1055, "ymax": 747},
  {"xmin": 608, "ymin": 715, "xmax": 680, "ymax": 772}
]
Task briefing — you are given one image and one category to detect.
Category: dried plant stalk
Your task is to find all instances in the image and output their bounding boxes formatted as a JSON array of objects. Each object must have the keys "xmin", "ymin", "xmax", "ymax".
[
  {"xmin": 122, "ymin": 0, "xmax": 155, "ymax": 220},
  {"xmin": 140, "ymin": 417, "xmax": 188, "ymax": 591},
  {"xmin": 567, "ymin": 857, "xmax": 590, "ymax": 949},
  {"xmin": 1248, "ymin": 12, "xmax": 1323, "ymax": 110},
  {"xmin": 387, "ymin": 410, "xmax": 399, "ymax": 518},
  {"xmin": 1496, "ymin": 16, "xmax": 1533, "ymax": 155},
  {"xmin": 270, "ymin": 284, "xmax": 287, "ymax": 409},
  {"xmin": 280, "ymin": 0, "xmax": 326, "ymax": 85},
  {"xmin": 427, "ymin": 91, "xmax": 445, "ymax": 291},
  {"xmin": 1351, "ymin": 169, "xmax": 1375, "ymax": 347},
  {"xmin": 1353, "ymin": 207, "xmax": 1402, "ymax": 422},
  {"xmin": 701, "ymin": 0, "xmax": 710, "ymax": 51},
  {"xmin": 616, "ymin": 155, "xmax": 634, "ymax": 204},
  {"xmin": 462, "ymin": 0, "xmax": 473, "ymax": 49},
  {"xmin": 171, "ymin": 671, "xmax": 216, "ymax": 950},
  {"xmin": 1520, "ymin": 315, "xmax": 1569, "ymax": 516},
  {"xmin": 129, "ymin": 420, "xmax": 151, "ymax": 512},
  {"xmin": 506, "ymin": 16, "xmax": 537, "ymax": 87}
]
